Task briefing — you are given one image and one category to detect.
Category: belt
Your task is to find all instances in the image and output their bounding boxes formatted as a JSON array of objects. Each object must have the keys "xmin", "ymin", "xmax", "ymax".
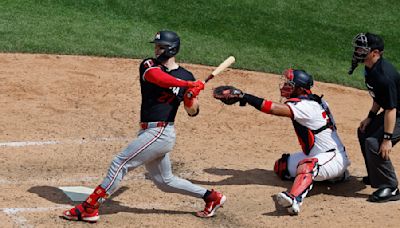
[{"xmin": 140, "ymin": 121, "xmax": 173, "ymax": 130}]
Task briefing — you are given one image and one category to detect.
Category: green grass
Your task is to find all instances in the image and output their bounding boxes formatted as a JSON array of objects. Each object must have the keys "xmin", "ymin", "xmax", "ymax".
[{"xmin": 0, "ymin": 0, "xmax": 399, "ymax": 89}]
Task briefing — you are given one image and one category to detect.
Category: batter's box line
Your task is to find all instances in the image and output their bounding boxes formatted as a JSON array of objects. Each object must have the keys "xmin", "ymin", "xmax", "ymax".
[
  {"xmin": 0, "ymin": 137, "xmax": 132, "ymax": 148},
  {"xmin": 1, "ymin": 206, "xmax": 69, "ymax": 228},
  {"xmin": 0, "ymin": 201, "xmax": 203, "ymax": 228}
]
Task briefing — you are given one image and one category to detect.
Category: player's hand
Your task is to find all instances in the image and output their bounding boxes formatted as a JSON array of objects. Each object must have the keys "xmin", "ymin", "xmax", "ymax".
[
  {"xmin": 359, "ymin": 117, "xmax": 372, "ymax": 133},
  {"xmin": 186, "ymin": 87, "xmax": 202, "ymax": 98},
  {"xmin": 187, "ymin": 80, "xmax": 205, "ymax": 90},
  {"xmin": 379, "ymin": 139, "xmax": 392, "ymax": 160}
]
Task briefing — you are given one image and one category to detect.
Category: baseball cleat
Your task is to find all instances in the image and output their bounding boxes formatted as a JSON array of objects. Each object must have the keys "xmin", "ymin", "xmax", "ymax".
[
  {"xmin": 196, "ymin": 190, "xmax": 226, "ymax": 218},
  {"xmin": 62, "ymin": 203, "xmax": 99, "ymax": 222},
  {"xmin": 276, "ymin": 192, "xmax": 301, "ymax": 215}
]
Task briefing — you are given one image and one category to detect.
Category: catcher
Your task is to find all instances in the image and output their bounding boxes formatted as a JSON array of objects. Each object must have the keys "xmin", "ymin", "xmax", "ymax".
[{"xmin": 213, "ymin": 69, "xmax": 350, "ymax": 215}]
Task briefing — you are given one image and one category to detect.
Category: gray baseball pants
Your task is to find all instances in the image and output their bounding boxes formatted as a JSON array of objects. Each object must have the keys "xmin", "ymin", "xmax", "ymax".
[
  {"xmin": 357, "ymin": 112, "xmax": 400, "ymax": 189},
  {"xmin": 100, "ymin": 123, "xmax": 207, "ymax": 198}
]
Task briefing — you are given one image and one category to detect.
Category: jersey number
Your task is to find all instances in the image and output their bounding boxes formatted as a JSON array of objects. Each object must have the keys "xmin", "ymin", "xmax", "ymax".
[{"xmin": 158, "ymin": 92, "xmax": 175, "ymax": 104}]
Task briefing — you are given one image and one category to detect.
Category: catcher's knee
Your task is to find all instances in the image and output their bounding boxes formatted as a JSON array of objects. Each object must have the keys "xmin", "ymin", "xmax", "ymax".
[
  {"xmin": 296, "ymin": 158, "xmax": 319, "ymax": 177},
  {"xmin": 274, "ymin": 153, "xmax": 292, "ymax": 180}
]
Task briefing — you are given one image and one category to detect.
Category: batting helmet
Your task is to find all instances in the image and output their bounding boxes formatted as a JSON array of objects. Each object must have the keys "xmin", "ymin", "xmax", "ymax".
[
  {"xmin": 352, "ymin": 32, "xmax": 384, "ymax": 62},
  {"xmin": 150, "ymin": 30, "xmax": 180, "ymax": 62},
  {"xmin": 280, "ymin": 69, "xmax": 313, "ymax": 98}
]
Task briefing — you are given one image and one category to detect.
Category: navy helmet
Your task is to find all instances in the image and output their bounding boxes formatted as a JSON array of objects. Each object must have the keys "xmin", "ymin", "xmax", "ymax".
[
  {"xmin": 280, "ymin": 69, "xmax": 313, "ymax": 98},
  {"xmin": 150, "ymin": 30, "xmax": 180, "ymax": 61}
]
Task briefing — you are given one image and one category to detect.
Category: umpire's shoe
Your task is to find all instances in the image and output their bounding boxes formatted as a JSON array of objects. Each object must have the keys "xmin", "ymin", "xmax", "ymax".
[
  {"xmin": 368, "ymin": 187, "xmax": 400, "ymax": 203},
  {"xmin": 276, "ymin": 192, "xmax": 301, "ymax": 215},
  {"xmin": 196, "ymin": 189, "xmax": 226, "ymax": 218}
]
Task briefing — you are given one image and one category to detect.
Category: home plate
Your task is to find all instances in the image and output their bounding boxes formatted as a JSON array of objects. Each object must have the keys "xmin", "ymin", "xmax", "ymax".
[{"xmin": 59, "ymin": 186, "xmax": 93, "ymax": 202}]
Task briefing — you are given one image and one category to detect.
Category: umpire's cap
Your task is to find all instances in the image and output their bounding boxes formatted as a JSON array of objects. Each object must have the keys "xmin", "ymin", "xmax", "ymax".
[{"xmin": 353, "ymin": 32, "xmax": 384, "ymax": 52}]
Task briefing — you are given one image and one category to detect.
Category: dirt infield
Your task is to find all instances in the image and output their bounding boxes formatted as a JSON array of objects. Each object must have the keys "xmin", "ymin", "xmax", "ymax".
[{"xmin": 1, "ymin": 53, "xmax": 400, "ymax": 227}]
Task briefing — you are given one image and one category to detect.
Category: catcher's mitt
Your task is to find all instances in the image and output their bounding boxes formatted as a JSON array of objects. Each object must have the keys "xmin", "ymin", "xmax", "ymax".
[{"xmin": 213, "ymin": 85, "xmax": 244, "ymax": 105}]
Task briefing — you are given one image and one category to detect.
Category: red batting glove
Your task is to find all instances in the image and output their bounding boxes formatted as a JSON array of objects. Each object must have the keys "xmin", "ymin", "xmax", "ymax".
[
  {"xmin": 188, "ymin": 87, "xmax": 202, "ymax": 97},
  {"xmin": 187, "ymin": 80, "xmax": 205, "ymax": 90},
  {"xmin": 183, "ymin": 87, "xmax": 202, "ymax": 108}
]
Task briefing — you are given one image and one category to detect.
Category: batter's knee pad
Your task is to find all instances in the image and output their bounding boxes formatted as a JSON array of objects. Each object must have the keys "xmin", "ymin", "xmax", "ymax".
[
  {"xmin": 274, "ymin": 153, "xmax": 292, "ymax": 180},
  {"xmin": 289, "ymin": 158, "xmax": 319, "ymax": 200}
]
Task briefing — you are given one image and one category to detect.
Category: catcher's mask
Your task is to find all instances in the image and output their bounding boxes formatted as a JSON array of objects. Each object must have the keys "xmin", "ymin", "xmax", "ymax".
[
  {"xmin": 280, "ymin": 69, "xmax": 313, "ymax": 99},
  {"xmin": 351, "ymin": 32, "xmax": 384, "ymax": 63},
  {"xmin": 150, "ymin": 30, "xmax": 180, "ymax": 62}
]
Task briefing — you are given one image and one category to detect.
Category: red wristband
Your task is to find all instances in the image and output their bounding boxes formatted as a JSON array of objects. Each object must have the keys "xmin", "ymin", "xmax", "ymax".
[{"xmin": 261, "ymin": 100, "xmax": 273, "ymax": 114}]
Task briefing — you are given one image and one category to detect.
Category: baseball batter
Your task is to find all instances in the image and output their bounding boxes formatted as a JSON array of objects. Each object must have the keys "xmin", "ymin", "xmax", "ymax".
[
  {"xmin": 62, "ymin": 30, "xmax": 226, "ymax": 222},
  {"xmin": 213, "ymin": 69, "xmax": 350, "ymax": 215}
]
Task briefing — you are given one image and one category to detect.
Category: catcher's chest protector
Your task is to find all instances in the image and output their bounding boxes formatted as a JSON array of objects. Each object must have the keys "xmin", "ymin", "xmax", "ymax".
[{"xmin": 286, "ymin": 95, "xmax": 336, "ymax": 155}]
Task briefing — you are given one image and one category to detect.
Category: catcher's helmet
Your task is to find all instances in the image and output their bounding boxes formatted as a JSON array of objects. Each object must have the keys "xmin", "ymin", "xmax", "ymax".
[
  {"xmin": 150, "ymin": 30, "xmax": 180, "ymax": 61},
  {"xmin": 352, "ymin": 32, "xmax": 384, "ymax": 62},
  {"xmin": 280, "ymin": 69, "xmax": 313, "ymax": 98}
]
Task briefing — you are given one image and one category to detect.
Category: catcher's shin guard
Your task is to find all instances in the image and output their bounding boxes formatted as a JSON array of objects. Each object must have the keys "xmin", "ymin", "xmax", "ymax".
[{"xmin": 289, "ymin": 158, "xmax": 319, "ymax": 202}]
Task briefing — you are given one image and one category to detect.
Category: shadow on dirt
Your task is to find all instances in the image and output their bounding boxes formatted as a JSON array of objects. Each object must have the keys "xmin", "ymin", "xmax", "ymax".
[
  {"xmin": 28, "ymin": 186, "xmax": 193, "ymax": 216},
  {"xmin": 190, "ymin": 167, "xmax": 370, "ymax": 217},
  {"xmin": 189, "ymin": 167, "xmax": 369, "ymax": 198}
]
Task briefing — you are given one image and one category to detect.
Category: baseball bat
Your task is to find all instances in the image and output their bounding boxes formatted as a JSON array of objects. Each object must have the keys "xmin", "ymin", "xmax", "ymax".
[
  {"xmin": 204, "ymin": 56, "xmax": 236, "ymax": 83},
  {"xmin": 187, "ymin": 56, "xmax": 235, "ymax": 98}
]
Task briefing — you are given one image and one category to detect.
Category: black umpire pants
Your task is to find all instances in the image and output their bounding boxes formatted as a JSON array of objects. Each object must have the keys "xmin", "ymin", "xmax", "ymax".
[{"xmin": 357, "ymin": 112, "xmax": 400, "ymax": 189}]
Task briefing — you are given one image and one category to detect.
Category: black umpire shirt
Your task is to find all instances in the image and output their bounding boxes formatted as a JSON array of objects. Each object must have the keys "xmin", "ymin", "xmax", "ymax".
[{"xmin": 364, "ymin": 58, "xmax": 400, "ymax": 110}]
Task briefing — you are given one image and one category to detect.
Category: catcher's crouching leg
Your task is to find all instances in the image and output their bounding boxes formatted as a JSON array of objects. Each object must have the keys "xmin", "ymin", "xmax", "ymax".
[{"xmin": 277, "ymin": 158, "xmax": 319, "ymax": 215}]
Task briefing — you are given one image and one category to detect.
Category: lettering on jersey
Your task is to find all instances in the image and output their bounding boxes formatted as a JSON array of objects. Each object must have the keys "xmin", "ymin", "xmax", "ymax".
[
  {"xmin": 171, "ymin": 87, "xmax": 180, "ymax": 95},
  {"xmin": 322, "ymin": 111, "xmax": 327, "ymax": 119},
  {"xmin": 158, "ymin": 92, "xmax": 175, "ymax": 104},
  {"xmin": 157, "ymin": 87, "xmax": 180, "ymax": 104},
  {"xmin": 143, "ymin": 59, "xmax": 155, "ymax": 69}
]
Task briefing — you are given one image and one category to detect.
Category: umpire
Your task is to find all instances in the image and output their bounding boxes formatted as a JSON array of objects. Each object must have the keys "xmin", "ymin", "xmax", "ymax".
[{"xmin": 350, "ymin": 32, "xmax": 400, "ymax": 202}]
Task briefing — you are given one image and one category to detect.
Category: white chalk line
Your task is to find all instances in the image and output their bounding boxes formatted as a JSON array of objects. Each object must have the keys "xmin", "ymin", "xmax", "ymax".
[
  {"xmin": 1, "ymin": 206, "xmax": 68, "ymax": 228},
  {"xmin": 0, "ymin": 169, "xmax": 198, "ymax": 186},
  {"xmin": 0, "ymin": 137, "xmax": 132, "ymax": 147},
  {"xmin": 0, "ymin": 200, "xmax": 201, "ymax": 228}
]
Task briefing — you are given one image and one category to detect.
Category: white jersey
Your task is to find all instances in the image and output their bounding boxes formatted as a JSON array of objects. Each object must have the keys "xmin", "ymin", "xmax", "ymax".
[{"xmin": 286, "ymin": 98, "xmax": 345, "ymax": 156}]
